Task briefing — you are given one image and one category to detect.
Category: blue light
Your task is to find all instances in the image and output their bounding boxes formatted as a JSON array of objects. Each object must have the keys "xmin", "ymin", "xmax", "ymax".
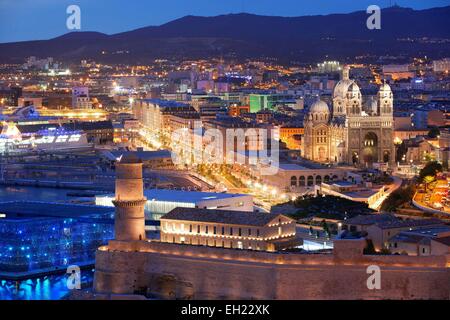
[{"xmin": 0, "ymin": 208, "xmax": 114, "ymax": 275}]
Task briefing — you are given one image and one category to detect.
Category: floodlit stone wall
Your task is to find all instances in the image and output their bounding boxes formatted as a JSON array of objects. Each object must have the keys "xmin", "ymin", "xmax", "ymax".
[{"xmin": 94, "ymin": 239, "xmax": 450, "ymax": 300}]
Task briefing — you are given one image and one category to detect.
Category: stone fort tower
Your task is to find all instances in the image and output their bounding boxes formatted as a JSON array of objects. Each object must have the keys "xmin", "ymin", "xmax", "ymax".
[{"xmin": 113, "ymin": 154, "xmax": 146, "ymax": 241}]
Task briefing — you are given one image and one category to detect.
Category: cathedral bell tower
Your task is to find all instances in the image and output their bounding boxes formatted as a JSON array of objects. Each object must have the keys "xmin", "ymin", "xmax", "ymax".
[
  {"xmin": 342, "ymin": 65, "xmax": 350, "ymax": 81},
  {"xmin": 113, "ymin": 153, "xmax": 147, "ymax": 241},
  {"xmin": 378, "ymin": 81, "xmax": 393, "ymax": 115}
]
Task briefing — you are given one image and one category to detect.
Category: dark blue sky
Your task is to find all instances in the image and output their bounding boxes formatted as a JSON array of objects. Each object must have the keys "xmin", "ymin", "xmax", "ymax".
[{"xmin": 0, "ymin": 0, "xmax": 449, "ymax": 43}]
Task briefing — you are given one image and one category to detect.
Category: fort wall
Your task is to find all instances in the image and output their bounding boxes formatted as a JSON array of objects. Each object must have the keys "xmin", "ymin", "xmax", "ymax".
[{"xmin": 93, "ymin": 239, "xmax": 450, "ymax": 300}]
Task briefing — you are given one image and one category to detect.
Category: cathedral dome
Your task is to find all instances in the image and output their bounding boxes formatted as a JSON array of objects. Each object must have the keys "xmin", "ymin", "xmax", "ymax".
[
  {"xmin": 309, "ymin": 99, "xmax": 330, "ymax": 114},
  {"xmin": 333, "ymin": 79, "xmax": 358, "ymax": 99},
  {"xmin": 379, "ymin": 82, "xmax": 392, "ymax": 92}
]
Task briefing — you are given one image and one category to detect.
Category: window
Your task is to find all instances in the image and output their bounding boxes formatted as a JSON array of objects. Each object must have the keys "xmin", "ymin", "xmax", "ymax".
[
  {"xmin": 238, "ymin": 228, "xmax": 242, "ymax": 236},
  {"xmin": 290, "ymin": 176, "xmax": 297, "ymax": 187},
  {"xmin": 222, "ymin": 227, "xmax": 225, "ymax": 235},
  {"xmin": 230, "ymin": 228, "xmax": 233, "ymax": 236},
  {"xmin": 205, "ymin": 226, "xmax": 208, "ymax": 234},
  {"xmin": 248, "ymin": 229, "xmax": 251, "ymax": 236},
  {"xmin": 299, "ymin": 176, "xmax": 305, "ymax": 186},
  {"xmin": 307, "ymin": 176, "xmax": 314, "ymax": 186},
  {"xmin": 257, "ymin": 229, "xmax": 260, "ymax": 237},
  {"xmin": 214, "ymin": 226, "xmax": 217, "ymax": 234},
  {"xmin": 189, "ymin": 225, "xmax": 192, "ymax": 233},
  {"xmin": 197, "ymin": 225, "xmax": 200, "ymax": 234}
]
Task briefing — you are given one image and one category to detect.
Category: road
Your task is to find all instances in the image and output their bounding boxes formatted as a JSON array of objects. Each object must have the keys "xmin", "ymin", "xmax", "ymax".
[{"xmin": 371, "ymin": 175, "xmax": 403, "ymax": 211}]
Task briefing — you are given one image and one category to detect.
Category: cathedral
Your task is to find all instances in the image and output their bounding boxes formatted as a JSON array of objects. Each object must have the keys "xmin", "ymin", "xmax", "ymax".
[{"xmin": 303, "ymin": 66, "xmax": 395, "ymax": 167}]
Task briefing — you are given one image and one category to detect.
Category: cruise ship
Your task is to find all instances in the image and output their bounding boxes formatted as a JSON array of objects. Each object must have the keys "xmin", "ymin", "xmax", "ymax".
[{"xmin": 0, "ymin": 122, "xmax": 91, "ymax": 154}]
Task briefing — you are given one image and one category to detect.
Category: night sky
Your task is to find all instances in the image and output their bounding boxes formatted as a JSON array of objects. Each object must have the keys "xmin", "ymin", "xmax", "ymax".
[{"xmin": 0, "ymin": 0, "xmax": 449, "ymax": 43}]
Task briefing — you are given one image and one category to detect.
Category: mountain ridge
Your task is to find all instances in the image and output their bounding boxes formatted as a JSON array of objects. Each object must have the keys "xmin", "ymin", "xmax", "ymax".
[{"xmin": 1, "ymin": 6, "xmax": 449, "ymax": 64}]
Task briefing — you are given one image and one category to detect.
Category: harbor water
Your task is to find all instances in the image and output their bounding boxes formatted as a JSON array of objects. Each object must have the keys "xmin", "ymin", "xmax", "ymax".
[{"xmin": 0, "ymin": 186, "xmax": 101, "ymax": 300}]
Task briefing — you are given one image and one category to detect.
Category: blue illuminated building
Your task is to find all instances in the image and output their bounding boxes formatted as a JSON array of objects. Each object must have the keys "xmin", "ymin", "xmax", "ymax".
[{"xmin": 0, "ymin": 201, "xmax": 114, "ymax": 278}]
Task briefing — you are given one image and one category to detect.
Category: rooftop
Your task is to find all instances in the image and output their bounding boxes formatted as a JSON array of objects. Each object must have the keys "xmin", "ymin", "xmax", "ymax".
[
  {"xmin": 0, "ymin": 201, "xmax": 114, "ymax": 222},
  {"xmin": 141, "ymin": 98, "xmax": 190, "ymax": 108},
  {"xmin": 344, "ymin": 213, "xmax": 398, "ymax": 226},
  {"xmin": 377, "ymin": 218, "xmax": 444, "ymax": 230},
  {"xmin": 97, "ymin": 189, "xmax": 250, "ymax": 204},
  {"xmin": 106, "ymin": 150, "xmax": 172, "ymax": 162},
  {"xmin": 161, "ymin": 207, "xmax": 288, "ymax": 226},
  {"xmin": 388, "ymin": 232, "xmax": 430, "ymax": 244},
  {"xmin": 145, "ymin": 189, "xmax": 250, "ymax": 203},
  {"xmin": 432, "ymin": 236, "xmax": 450, "ymax": 246}
]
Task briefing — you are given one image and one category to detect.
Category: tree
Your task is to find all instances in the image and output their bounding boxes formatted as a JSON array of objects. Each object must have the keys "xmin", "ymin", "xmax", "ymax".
[
  {"xmin": 381, "ymin": 185, "xmax": 416, "ymax": 212},
  {"xmin": 363, "ymin": 239, "xmax": 376, "ymax": 254},
  {"xmin": 428, "ymin": 126, "xmax": 440, "ymax": 139},
  {"xmin": 419, "ymin": 161, "xmax": 443, "ymax": 182},
  {"xmin": 423, "ymin": 175, "xmax": 435, "ymax": 192}
]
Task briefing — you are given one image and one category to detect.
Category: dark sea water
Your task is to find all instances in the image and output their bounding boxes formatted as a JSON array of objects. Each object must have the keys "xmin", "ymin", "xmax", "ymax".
[
  {"xmin": 0, "ymin": 186, "xmax": 98, "ymax": 300},
  {"xmin": 0, "ymin": 185, "xmax": 82, "ymax": 202}
]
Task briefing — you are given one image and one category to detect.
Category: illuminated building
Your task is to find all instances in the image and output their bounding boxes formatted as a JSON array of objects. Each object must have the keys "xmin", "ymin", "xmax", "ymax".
[
  {"xmin": 387, "ymin": 225, "xmax": 450, "ymax": 256},
  {"xmin": 0, "ymin": 201, "xmax": 114, "ymax": 276},
  {"xmin": 0, "ymin": 87, "xmax": 22, "ymax": 106},
  {"xmin": 256, "ymin": 163, "xmax": 345, "ymax": 192},
  {"xmin": 279, "ymin": 126, "xmax": 304, "ymax": 150},
  {"xmin": 160, "ymin": 207, "xmax": 298, "ymax": 251},
  {"xmin": 228, "ymin": 105, "xmax": 250, "ymax": 117},
  {"xmin": 382, "ymin": 64, "xmax": 414, "ymax": 80},
  {"xmin": 249, "ymin": 94, "xmax": 294, "ymax": 113},
  {"xmin": 18, "ymin": 97, "xmax": 43, "ymax": 108},
  {"xmin": 432, "ymin": 58, "xmax": 450, "ymax": 73},
  {"xmin": 0, "ymin": 122, "xmax": 90, "ymax": 155},
  {"xmin": 317, "ymin": 60, "xmax": 341, "ymax": 73},
  {"xmin": 303, "ymin": 66, "xmax": 396, "ymax": 166},
  {"xmin": 96, "ymin": 188, "xmax": 253, "ymax": 221},
  {"xmin": 132, "ymin": 99, "xmax": 194, "ymax": 132},
  {"xmin": 72, "ymin": 86, "xmax": 92, "ymax": 109},
  {"xmin": 318, "ymin": 181, "xmax": 386, "ymax": 209}
]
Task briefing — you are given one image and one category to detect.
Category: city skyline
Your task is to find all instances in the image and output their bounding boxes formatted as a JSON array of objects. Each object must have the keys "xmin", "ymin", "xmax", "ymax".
[
  {"xmin": 0, "ymin": 0, "xmax": 450, "ymax": 43},
  {"xmin": 0, "ymin": 0, "xmax": 449, "ymax": 304}
]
